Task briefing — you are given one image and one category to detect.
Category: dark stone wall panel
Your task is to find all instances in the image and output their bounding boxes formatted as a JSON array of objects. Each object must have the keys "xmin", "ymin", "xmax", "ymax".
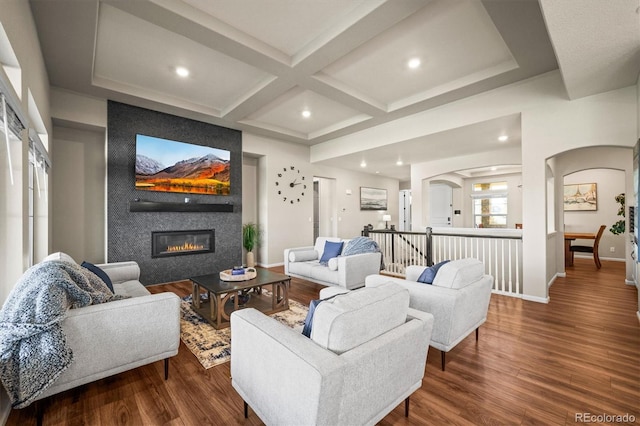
[{"xmin": 107, "ymin": 101, "xmax": 242, "ymax": 284}]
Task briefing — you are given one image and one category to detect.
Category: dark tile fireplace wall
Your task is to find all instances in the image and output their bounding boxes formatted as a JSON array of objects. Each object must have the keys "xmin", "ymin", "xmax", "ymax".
[{"xmin": 107, "ymin": 101, "xmax": 242, "ymax": 284}]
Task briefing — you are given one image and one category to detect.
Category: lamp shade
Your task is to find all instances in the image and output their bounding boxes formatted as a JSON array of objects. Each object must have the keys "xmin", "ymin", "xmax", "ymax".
[{"xmin": 382, "ymin": 214, "xmax": 391, "ymax": 221}]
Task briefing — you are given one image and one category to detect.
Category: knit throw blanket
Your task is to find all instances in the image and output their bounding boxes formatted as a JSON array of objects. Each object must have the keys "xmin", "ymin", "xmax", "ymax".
[
  {"xmin": 342, "ymin": 236, "xmax": 385, "ymax": 270},
  {"xmin": 0, "ymin": 260, "xmax": 127, "ymax": 408}
]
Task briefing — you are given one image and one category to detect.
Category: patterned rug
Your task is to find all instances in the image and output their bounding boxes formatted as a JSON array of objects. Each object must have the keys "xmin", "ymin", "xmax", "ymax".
[{"xmin": 180, "ymin": 293, "xmax": 309, "ymax": 369}]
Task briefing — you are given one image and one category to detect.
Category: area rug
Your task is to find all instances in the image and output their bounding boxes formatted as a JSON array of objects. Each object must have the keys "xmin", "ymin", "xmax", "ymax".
[{"xmin": 180, "ymin": 293, "xmax": 309, "ymax": 369}]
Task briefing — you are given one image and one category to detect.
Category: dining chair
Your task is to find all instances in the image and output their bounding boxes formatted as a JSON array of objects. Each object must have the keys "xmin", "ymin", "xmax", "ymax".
[{"xmin": 570, "ymin": 225, "xmax": 606, "ymax": 269}]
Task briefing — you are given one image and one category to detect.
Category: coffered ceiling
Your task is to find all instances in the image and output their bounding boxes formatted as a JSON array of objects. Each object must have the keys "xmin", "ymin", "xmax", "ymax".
[{"xmin": 29, "ymin": 0, "xmax": 640, "ymax": 180}]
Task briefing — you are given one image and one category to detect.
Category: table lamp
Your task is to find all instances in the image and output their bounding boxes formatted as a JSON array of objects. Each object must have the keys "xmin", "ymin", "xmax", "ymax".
[{"xmin": 382, "ymin": 214, "xmax": 391, "ymax": 229}]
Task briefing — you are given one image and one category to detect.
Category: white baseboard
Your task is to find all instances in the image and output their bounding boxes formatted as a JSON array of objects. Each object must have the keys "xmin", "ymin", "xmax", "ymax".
[
  {"xmin": 257, "ymin": 261, "xmax": 284, "ymax": 269},
  {"xmin": 547, "ymin": 272, "xmax": 562, "ymax": 288},
  {"xmin": 522, "ymin": 294, "xmax": 550, "ymax": 304},
  {"xmin": 625, "ymin": 279, "xmax": 636, "ymax": 286},
  {"xmin": 491, "ymin": 289, "xmax": 522, "ymax": 298},
  {"xmin": 573, "ymin": 254, "xmax": 625, "ymax": 262}
]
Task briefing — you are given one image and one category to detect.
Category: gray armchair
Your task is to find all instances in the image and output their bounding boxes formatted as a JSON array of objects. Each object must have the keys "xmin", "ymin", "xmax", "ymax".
[
  {"xmin": 230, "ymin": 281, "xmax": 434, "ymax": 426},
  {"xmin": 7, "ymin": 254, "xmax": 181, "ymax": 417},
  {"xmin": 366, "ymin": 258, "xmax": 493, "ymax": 371}
]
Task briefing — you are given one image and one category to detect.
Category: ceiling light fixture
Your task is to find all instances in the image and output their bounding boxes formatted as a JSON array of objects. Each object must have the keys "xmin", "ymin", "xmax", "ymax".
[
  {"xmin": 396, "ymin": 160, "xmax": 403, "ymax": 166},
  {"xmin": 301, "ymin": 110, "xmax": 311, "ymax": 118},
  {"xmin": 498, "ymin": 135, "xmax": 509, "ymax": 142},
  {"xmin": 491, "ymin": 166, "xmax": 497, "ymax": 171},
  {"xmin": 407, "ymin": 58, "xmax": 421, "ymax": 69},
  {"xmin": 360, "ymin": 161, "xmax": 367, "ymax": 168},
  {"xmin": 175, "ymin": 66, "xmax": 190, "ymax": 78}
]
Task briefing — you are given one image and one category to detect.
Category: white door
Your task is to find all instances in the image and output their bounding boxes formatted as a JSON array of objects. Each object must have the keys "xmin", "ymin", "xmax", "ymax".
[
  {"xmin": 314, "ymin": 177, "xmax": 337, "ymax": 237},
  {"xmin": 430, "ymin": 183, "xmax": 452, "ymax": 227}
]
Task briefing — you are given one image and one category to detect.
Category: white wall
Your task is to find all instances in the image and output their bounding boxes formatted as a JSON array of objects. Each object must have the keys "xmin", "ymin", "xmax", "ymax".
[
  {"xmin": 411, "ymin": 145, "xmax": 522, "ymax": 229},
  {"xmin": 313, "ymin": 163, "xmax": 399, "ymax": 236},
  {"xmin": 0, "ymin": 0, "xmax": 52, "ymax": 299},
  {"xmin": 553, "ymin": 146, "xmax": 633, "ymax": 281},
  {"xmin": 311, "ymin": 71, "xmax": 637, "ymax": 302},
  {"xmin": 0, "ymin": 1, "xmax": 52, "ymax": 421},
  {"xmin": 243, "ymin": 134, "xmax": 314, "ymax": 266},
  {"xmin": 523, "ymin": 86, "xmax": 636, "ymax": 299},
  {"xmin": 316, "ymin": 177, "xmax": 336, "ymax": 237},
  {"xmin": 243, "ymin": 132, "xmax": 399, "ymax": 266},
  {"xmin": 50, "ymin": 87, "xmax": 107, "ymax": 130},
  {"xmin": 51, "ymin": 126, "xmax": 106, "ymax": 263},
  {"xmin": 563, "ymin": 169, "xmax": 626, "ymax": 260},
  {"xmin": 242, "ymin": 156, "xmax": 258, "ymax": 264}
]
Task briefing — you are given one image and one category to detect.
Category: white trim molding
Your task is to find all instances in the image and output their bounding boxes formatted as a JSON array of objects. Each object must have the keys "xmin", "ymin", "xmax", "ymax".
[{"xmin": 522, "ymin": 294, "xmax": 550, "ymax": 304}]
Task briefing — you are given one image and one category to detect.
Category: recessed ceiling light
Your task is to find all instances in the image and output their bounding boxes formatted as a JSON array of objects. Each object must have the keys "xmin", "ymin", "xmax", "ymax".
[
  {"xmin": 396, "ymin": 160, "xmax": 403, "ymax": 166},
  {"xmin": 498, "ymin": 135, "xmax": 509, "ymax": 142},
  {"xmin": 360, "ymin": 161, "xmax": 367, "ymax": 168},
  {"xmin": 301, "ymin": 110, "xmax": 311, "ymax": 118},
  {"xmin": 491, "ymin": 166, "xmax": 497, "ymax": 171},
  {"xmin": 175, "ymin": 67, "xmax": 190, "ymax": 78},
  {"xmin": 407, "ymin": 58, "xmax": 421, "ymax": 69}
]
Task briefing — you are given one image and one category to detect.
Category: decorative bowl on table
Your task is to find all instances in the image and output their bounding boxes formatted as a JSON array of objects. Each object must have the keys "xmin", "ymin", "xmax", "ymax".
[{"xmin": 219, "ymin": 267, "xmax": 257, "ymax": 281}]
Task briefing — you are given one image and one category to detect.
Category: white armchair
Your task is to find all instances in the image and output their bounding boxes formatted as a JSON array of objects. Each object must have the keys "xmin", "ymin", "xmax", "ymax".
[
  {"xmin": 230, "ymin": 282, "xmax": 434, "ymax": 426},
  {"xmin": 365, "ymin": 258, "xmax": 493, "ymax": 371}
]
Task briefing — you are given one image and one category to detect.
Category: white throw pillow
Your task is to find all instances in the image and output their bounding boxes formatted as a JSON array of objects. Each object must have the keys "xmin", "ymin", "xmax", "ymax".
[
  {"xmin": 327, "ymin": 257, "xmax": 339, "ymax": 271},
  {"xmin": 289, "ymin": 249, "xmax": 318, "ymax": 263},
  {"xmin": 432, "ymin": 258, "xmax": 484, "ymax": 289},
  {"xmin": 43, "ymin": 251, "xmax": 77, "ymax": 265}
]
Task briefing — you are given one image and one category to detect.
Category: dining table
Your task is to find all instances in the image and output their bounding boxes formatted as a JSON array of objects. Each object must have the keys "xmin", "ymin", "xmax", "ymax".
[{"xmin": 564, "ymin": 231, "xmax": 597, "ymax": 266}]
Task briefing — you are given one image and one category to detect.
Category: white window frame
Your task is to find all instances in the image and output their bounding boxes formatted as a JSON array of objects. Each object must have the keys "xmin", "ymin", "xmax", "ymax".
[{"xmin": 471, "ymin": 182, "xmax": 508, "ymax": 228}]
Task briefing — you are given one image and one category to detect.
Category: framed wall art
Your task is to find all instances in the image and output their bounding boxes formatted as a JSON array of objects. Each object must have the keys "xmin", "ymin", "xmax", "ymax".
[
  {"xmin": 563, "ymin": 183, "xmax": 597, "ymax": 211},
  {"xmin": 360, "ymin": 187, "xmax": 387, "ymax": 210}
]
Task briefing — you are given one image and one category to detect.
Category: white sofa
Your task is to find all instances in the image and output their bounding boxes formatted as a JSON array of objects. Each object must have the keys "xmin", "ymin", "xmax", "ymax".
[
  {"xmin": 1, "ymin": 252, "xmax": 180, "ymax": 416},
  {"xmin": 284, "ymin": 237, "xmax": 382, "ymax": 289},
  {"xmin": 231, "ymin": 281, "xmax": 434, "ymax": 426},
  {"xmin": 365, "ymin": 258, "xmax": 493, "ymax": 371}
]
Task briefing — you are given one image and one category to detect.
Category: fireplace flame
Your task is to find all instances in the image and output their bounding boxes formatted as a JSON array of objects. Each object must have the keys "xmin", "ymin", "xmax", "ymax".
[{"xmin": 166, "ymin": 242, "xmax": 205, "ymax": 252}]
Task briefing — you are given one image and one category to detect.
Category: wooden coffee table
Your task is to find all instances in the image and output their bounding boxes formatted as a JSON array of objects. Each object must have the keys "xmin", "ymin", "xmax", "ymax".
[{"xmin": 189, "ymin": 269, "xmax": 291, "ymax": 329}]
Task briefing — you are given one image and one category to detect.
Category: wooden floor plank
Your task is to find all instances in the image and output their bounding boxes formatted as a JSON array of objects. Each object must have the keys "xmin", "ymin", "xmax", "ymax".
[{"xmin": 6, "ymin": 258, "xmax": 639, "ymax": 425}]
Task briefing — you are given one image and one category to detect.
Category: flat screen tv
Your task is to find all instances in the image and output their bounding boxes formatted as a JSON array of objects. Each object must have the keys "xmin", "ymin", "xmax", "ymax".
[{"xmin": 135, "ymin": 134, "xmax": 230, "ymax": 195}]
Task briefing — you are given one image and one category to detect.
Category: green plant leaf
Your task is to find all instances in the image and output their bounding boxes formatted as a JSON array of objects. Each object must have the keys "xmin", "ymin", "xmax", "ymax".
[
  {"xmin": 242, "ymin": 222, "xmax": 259, "ymax": 252},
  {"xmin": 609, "ymin": 193, "xmax": 625, "ymax": 235}
]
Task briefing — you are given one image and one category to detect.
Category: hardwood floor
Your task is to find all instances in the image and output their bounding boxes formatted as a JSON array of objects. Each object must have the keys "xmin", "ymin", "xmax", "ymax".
[{"xmin": 7, "ymin": 259, "xmax": 639, "ymax": 425}]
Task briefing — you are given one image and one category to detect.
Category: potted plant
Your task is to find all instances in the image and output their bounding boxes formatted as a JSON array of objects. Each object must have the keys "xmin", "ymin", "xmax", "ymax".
[
  {"xmin": 609, "ymin": 193, "xmax": 625, "ymax": 235},
  {"xmin": 242, "ymin": 222, "xmax": 259, "ymax": 267}
]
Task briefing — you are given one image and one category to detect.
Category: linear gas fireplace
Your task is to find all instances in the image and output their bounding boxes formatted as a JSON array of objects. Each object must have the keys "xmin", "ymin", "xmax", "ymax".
[{"xmin": 152, "ymin": 229, "xmax": 215, "ymax": 258}]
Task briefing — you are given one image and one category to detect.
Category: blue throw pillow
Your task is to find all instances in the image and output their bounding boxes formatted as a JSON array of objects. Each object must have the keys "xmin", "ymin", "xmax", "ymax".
[
  {"xmin": 302, "ymin": 298, "xmax": 323, "ymax": 338},
  {"xmin": 319, "ymin": 241, "xmax": 343, "ymax": 266},
  {"xmin": 81, "ymin": 261, "xmax": 114, "ymax": 293},
  {"xmin": 302, "ymin": 293, "xmax": 339, "ymax": 338},
  {"xmin": 417, "ymin": 260, "xmax": 450, "ymax": 284}
]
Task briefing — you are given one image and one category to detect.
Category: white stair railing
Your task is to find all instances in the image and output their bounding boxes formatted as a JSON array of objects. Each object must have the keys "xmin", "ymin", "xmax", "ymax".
[{"xmin": 363, "ymin": 227, "xmax": 523, "ymax": 297}]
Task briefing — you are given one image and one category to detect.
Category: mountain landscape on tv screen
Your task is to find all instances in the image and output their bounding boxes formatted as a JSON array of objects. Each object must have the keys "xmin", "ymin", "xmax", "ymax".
[{"xmin": 135, "ymin": 153, "xmax": 230, "ymax": 195}]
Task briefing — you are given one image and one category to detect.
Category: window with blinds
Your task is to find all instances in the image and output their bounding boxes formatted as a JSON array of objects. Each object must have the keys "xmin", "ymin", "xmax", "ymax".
[
  {"xmin": 1, "ymin": 93, "xmax": 24, "ymax": 185},
  {"xmin": 1, "ymin": 88, "xmax": 51, "ymax": 267}
]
